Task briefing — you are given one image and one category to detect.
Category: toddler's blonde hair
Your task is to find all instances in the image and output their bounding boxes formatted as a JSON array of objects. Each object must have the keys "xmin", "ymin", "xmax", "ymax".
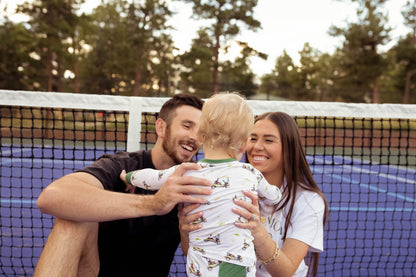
[{"xmin": 198, "ymin": 92, "xmax": 254, "ymax": 158}]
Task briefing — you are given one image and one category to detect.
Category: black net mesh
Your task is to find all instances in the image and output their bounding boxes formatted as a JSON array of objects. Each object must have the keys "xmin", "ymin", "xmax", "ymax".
[{"xmin": 1, "ymin": 93, "xmax": 415, "ymax": 276}]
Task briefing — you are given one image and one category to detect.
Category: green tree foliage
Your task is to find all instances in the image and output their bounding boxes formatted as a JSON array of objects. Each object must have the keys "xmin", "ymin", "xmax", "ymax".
[
  {"xmin": 178, "ymin": 29, "xmax": 214, "ymax": 97},
  {"xmin": 64, "ymin": 13, "xmax": 92, "ymax": 93},
  {"xmin": 395, "ymin": 0, "xmax": 416, "ymax": 103},
  {"xmin": 184, "ymin": 0, "xmax": 261, "ymax": 94},
  {"xmin": 329, "ymin": 0, "xmax": 391, "ymax": 103},
  {"xmin": 79, "ymin": 0, "xmax": 174, "ymax": 96},
  {"xmin": 377, "ymin": 49, "xmax": 403, "ymax": 103},
  {"xmin": 1, "ymin": 0, "xmax": 415, "ymax": 103},
  {"xmin": 126, "ymin": 0, "xmax": 173, "ymax": 96},
  {"xmin": 0, "ymin": 17, "xmax": 38, "ymax": 90},
  {"xmin": 258, "ymin": 73, "xmax": 278, "ymax": 100},
  {"xmin": 312, "ymin": 53, "xmax": 336, "ymax": 101},
  {"xmin": 260, "ymin": 44, "xmax": 336, "ymax": 101},
  {"xmin": 259, "ymin": 51, "xmax": 298, "ymax": 99},
  {"xmin": 179, "ymin": 31, "xmax": 262, "ymax": 97},
  {"xmin": 325, "ymin": 49, "xmax": 362, "ymax": 102},
  {"xmin": 297, "ymin": 43, "xmax": 335, "ymax": 100},
  {"xmin": 220, "ymin": 41, "xmax": 266, "ymax": 97},
  {"xmin": 151, "ymin": 33, "xmax": 177, "ymax": 96},
  {"xmin": 77, "ymin": 2, "xmax": 122, "ymax": 94},
  {"xmin": 17, "ymin": 0, "xmax": 83, "ymax": 92}
]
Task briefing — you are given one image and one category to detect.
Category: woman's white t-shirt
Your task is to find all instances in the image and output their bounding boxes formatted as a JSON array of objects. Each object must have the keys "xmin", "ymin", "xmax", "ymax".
[{"xmin": 256, "ymin": 183, "xmax": 325, "ymax": 277}]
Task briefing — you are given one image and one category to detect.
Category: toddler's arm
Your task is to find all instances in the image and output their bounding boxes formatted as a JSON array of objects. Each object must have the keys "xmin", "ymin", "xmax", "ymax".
[
  {"xmin": 120, "ymin": 166, "xmax": 178, "ymax": 191},
  {"xmin": 257, "ymin": 175, "xmax": 282, "ymax": 205}
]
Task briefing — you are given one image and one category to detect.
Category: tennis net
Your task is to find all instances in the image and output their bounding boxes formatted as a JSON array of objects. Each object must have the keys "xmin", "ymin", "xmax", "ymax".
[{"xmin": 1, "ymin": 89, "xmax": 415, "ymax": 276}]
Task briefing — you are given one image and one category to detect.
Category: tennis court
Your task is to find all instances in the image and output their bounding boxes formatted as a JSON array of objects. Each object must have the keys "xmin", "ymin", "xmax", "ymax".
[{"xmin": 1, "ymin": 90, "xmax": 415, "ymax": 276}]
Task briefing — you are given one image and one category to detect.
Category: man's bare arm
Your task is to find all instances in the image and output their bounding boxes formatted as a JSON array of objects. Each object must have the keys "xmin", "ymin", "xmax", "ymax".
[{"xmin": 37, "ymin": 163, "xmax": 212, "ymax": 222}]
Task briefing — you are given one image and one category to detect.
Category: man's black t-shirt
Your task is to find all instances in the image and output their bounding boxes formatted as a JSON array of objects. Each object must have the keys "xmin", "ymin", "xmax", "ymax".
[{"xmin": 78, "ymin": 150, "xmax": 180, "ymax": 277}]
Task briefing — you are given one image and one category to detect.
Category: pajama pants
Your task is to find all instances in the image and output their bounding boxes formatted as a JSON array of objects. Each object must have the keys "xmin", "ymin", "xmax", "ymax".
[{"xmin": 186, "ymin": 248, "xmax": 256, "ymax": 277}]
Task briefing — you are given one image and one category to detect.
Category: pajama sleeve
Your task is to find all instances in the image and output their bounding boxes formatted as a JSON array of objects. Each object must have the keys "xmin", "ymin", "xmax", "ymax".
[
  {"xmin": 257, "ymin": 175, "xmax": 282, "ymax": 206},
  {"xmin": 125, "ymin": 165, "xmax": 178, "ymax": 191}
]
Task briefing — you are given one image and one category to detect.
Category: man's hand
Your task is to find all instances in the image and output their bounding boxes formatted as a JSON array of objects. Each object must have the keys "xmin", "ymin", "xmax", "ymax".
[{"xmin": 151, "ymin": 163, "xmax": 212, "ymax": 215}]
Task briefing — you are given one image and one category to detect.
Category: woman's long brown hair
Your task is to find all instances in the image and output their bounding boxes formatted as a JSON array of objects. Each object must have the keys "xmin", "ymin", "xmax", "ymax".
[{"xmin": 254, "ymin": 112, "xmax": 329, "ymax": 277}]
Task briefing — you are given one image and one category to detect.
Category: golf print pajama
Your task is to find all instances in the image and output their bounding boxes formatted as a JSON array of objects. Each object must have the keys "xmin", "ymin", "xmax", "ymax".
[{"xmin": 125, "ymin": 159, "xmax": 282, "ymax": 277}]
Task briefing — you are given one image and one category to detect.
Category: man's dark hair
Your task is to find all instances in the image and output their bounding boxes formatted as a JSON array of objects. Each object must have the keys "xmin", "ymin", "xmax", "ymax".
[{"xmin": 158, "ymin": 94, "xmax": 204, "ymax": 124}]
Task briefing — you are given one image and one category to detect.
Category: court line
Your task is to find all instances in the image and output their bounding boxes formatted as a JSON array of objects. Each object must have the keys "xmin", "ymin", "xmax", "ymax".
[
  {"xmin": 0, "ymin": 147, "xmax": 34, "ymax": 157},
  {"xmin": 1, "ymin": 198, "xmax": 37, "ymax": 205},
  {"xmin": 311, "ymin": 155, "xmax": 416, "ymax": 196},
  {"xmin": 314, "ymin": 164, "xmax": 416, "ymax": 185},
  {"xmin": 1, "ymin": 143, "xmax": 111, "ymax": 149},
  {"xmin": 329, "ymin": 206, "xmax": 416, "ymax": 212},
  {"xmin": 2, "ymin": 156, "xmax": 415, "ymax": 208},
  {"xmin": 308, "ymin": 155, "xmax": 416, "ymax": 179},
  {"xmin": 340, "ymin": 155, "xmax": 416, "ymax": 174},
  {"xmin": 0, "ymin": 157, "xmax": 90, "ymax": 167},
  {"xmin": 312, "ymin": 166, "xmax": 416, "ymax": 204},
  {"xmin": 342, "ymin": 164, "xmax": 416, "ymax": 185}
]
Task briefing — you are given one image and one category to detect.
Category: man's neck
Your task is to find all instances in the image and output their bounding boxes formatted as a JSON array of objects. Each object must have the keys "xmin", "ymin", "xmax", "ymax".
[{"xmin": 150, "ymin": 143, "xmax": 175, "ymax": 170}]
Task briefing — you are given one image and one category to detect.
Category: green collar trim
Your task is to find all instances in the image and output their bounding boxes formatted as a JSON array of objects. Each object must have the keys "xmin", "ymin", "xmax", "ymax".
[{"xmin": 199, "ymin": 158, "xmax": 236, "ymax": 164}]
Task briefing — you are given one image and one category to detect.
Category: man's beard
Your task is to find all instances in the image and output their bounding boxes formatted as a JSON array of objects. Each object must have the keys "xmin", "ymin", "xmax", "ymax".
[{"xmin": 162, "ymin": 127, "xmax": 195, "ymax": 164}]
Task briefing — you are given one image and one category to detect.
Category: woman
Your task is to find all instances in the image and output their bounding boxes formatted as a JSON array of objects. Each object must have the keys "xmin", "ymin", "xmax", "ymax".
[{"xmin": 179, "ymin": 112, "xmax": 329, "ymax": 277}]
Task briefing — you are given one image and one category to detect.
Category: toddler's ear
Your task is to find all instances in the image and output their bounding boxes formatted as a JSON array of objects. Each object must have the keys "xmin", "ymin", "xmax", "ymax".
[
  {"xmin": 240, "ymin": 140, "xmax": 248, "ymax": 153},
  {"xmin": 236, "ymin": 140, "xmax": 248, "ymax": 161}
]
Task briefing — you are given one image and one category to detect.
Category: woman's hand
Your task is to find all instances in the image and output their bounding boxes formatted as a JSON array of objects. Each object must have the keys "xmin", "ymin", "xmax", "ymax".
[
  {"xmin": 232, "ymin": 190, "xmax": 265, "ymax": 238},
  {"xmin": 178, "ymin": 203, "xmax": 203, "ymax": 256}
]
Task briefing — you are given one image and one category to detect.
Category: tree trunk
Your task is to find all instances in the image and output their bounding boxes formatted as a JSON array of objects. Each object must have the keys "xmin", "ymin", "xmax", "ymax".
[
  {"xmin": 372, "ymin": 79, "xmax": 379, "ymax": 103},
  {"xmin": 212, "ymin": 33, "xmax": 220, "ymax": 95},
  {"xmin": 73, "ymin": 37, "xmax": 79, "ymax": 93},
  {"xmin": 73, "ymin": 62, "xmax": 79, "ymax": 93},
  {"xmin": 132, "ymin": 67, "xmax": 143, "ymax": 96},
  {"xmin": 319, "ymin": 87, "xmax": 326, "ymax": 101},
  {"xmin": 46, "ymin": 49, "xmax": 53, "ymax": 92},
  {"xmin": 403, "ymin": 69, "xmax": 414, "ymax": 104},
  {"xmin": 56, "ymin": 56, "xmax": 62, "ymax": 92},
  {"xmin": 44, "ymin": 49, "xmax": 54, "ymax": 137}
]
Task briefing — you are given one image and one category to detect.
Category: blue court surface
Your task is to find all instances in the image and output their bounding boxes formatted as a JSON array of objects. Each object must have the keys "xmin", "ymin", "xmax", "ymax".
[{"xmin": 1, "ymin": 145, "xmax": 415, "ymax": 276}]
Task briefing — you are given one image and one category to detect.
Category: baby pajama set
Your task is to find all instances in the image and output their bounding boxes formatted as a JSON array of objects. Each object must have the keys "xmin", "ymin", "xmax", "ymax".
[{"xmin": 126, "ymin": 158, "xmax": 282, "ymax": 277}]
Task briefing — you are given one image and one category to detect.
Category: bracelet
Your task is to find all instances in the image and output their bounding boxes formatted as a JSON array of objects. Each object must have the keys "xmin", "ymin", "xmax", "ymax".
[{"xmin": 256, "ymin": 241, "xmax": 280, "ymax": 265}]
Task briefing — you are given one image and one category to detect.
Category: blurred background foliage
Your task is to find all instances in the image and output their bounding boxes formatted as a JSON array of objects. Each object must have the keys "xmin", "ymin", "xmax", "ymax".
[{"xmin": 0, "ymin": 0, "xmax": 415, "ymax": 103}]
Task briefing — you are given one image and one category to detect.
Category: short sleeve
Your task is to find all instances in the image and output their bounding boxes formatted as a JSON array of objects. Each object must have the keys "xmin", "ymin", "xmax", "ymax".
[
  {"xmin": 78, "ymin": 152, "xmax": 129, "ymax": 192},
  {"xmin": 286, "ymin": 192, "xmax": 325, "ymax": 252}
]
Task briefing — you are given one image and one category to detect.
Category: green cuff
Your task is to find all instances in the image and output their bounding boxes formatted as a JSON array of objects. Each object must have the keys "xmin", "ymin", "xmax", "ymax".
[{"xmin": 125, "ymin": 172, "xmax": 134, "ymax": 184}]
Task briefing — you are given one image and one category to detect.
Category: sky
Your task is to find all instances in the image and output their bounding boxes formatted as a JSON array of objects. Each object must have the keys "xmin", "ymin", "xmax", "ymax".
[
  {"xmin": 1, "ymin": 0, "xmax": 411, "ymax": 77},
  {"xmin": 167, "ymin": 0, "xmax": 410, "ymax": 76}
]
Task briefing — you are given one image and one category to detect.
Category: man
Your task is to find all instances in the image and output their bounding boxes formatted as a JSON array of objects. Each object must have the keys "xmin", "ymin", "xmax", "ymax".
[{"xmin": 34, "ymin": 94, "xmax": 212, "ymax": 277}]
